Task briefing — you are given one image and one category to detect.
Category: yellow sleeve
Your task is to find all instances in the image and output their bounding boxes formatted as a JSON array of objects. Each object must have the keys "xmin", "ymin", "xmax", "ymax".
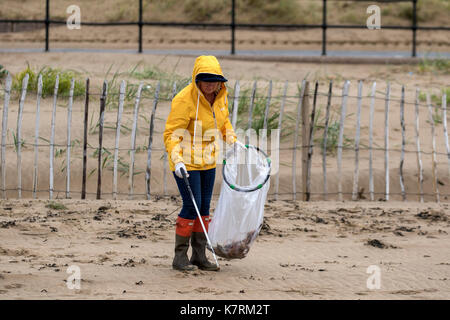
[{"xmin": 163, "ymin": 97, "xmax": 191, "ymax": 165}]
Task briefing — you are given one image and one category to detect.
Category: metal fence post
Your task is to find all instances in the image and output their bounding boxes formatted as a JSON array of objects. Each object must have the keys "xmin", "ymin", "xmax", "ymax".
[
  {"xmin": 138, "ymin": 0, "xmax": 143, "ymax": 53},
  {"xmin": 412, "ymin": 0, "xmax": 417, "ymax": 57},
  {"xmin": 231, "ymin": 0, "xmax": 236, "ymax": 55},
  {"xmin": 322, "ymin": 0, "xmax": 327, "ymax": 56},
  {"xmin": 45, "ymin": 0, "xmax": 50, "ymax": 52}
]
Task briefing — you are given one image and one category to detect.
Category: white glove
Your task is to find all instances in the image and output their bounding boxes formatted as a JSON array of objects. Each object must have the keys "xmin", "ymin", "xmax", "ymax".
[{"xmin": 175, "ymin": 162, "xmax": 189, "ymax": 179}]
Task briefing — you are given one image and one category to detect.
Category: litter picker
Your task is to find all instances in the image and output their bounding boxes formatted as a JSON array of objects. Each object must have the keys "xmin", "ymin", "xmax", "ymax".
[{"xmin": 180, "ymin": 167, "xmax": 220, "ymax": 269}]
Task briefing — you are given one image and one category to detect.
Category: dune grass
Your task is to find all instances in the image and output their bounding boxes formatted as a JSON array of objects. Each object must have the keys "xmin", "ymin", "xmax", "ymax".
[
  {"xmin": 418, "ymin": 58, "xmax": 450, "ymax": 75},
  {"xmin": 11, "ymin": 63, "xmax": 85, "ymax": 98},
  {"xmin": 45, "ymin": 201, "xmax": 67, "ymax": 210},
  {"xmin": 0, "ymin": 0, "xmax": 448, "ymax": 26},
  {"xmin": 230, "ymin": 84, "xmax": 295, "ymax": 139}
]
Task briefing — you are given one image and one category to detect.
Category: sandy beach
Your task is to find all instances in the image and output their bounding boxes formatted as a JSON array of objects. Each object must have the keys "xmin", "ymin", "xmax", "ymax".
[{"xmin": 0, "ymin": 198, "xmax": 449, "ymax": 299}]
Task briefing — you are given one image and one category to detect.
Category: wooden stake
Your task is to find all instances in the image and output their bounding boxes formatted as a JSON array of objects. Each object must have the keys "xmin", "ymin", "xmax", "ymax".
[
  {"xmin": 301, "ymin": 82, "xmax": 312, "ymax": 202},
  {"xmin": 112, "ymin": 80, "xmax": 126, "ymax": 200},
  {"xmin": 17, "ymin": 74, "xmax": 29, "ymax": 199},
  {"xmin": 146, "ymin": 81, "xmax": 161, "ymax": 200},
  {"xmin": 427, "ymin": 92, "xmax": 439, "ymax": 202},
  {"xmin": 337, "ymin": 80, "xmax": 350, "ymax": 201},
  {"xmin": 352, "ymin": 80, "xmax": 363, "ymax": 201},
  {"xmin": 399, "ymin": 85, "xmax": 406, "ymax": 201},
  {"xmin": 368, "ymin": 82, "xmax": 376, "ymax": 201},
  {"xmin": 292, "ymin": 80, "xmax": 307, "ymax": 201},
  {"xmin": 128, "ymin": 83, "xmax": 144, "ymax": 199},
  {"xmin": 163, "ymin": 150, "xmax": 168, "ymax": 197},
  {"xmin": 81, "ymin": 78, "xmax": 89, "ymax": 200},
  {"xmin": 246, "ymin": 81, "xmax": 257, "ymax": 145},
  {"xmin": 441, "ymin": 92, "xmax": 450, "ymax": 181},
  {"xmin": 96, "ymin": 80, "xmax": 108, "ymax": 200},
  {"xmin": 384, "ymin": 83, "xmax": 391, "ymax": 201},
  {"xmin": 322, "ymin": 81, "xmax": 332, "ymax": 200},
  {"xmin": 163, "ymin": 82, "xmax": 177, "ymax": 197},
  {"xmin": 65, "ymin": 78, "xmax": 74, "ymax": 199},
  {"xmin": 306, "ymin": 81, "xmax": 318, "ymax": 201},
  {"xmin": 48, "ymin": 75, "xmax": 59, "ymax": 199},
  {"xmin": 263, "ymin": 80, "xmax": 272, "ymax": 130},
  {"xmin": 259, "ymin": 80, "xmax": 272, "ymax": 154},
  {"xmin": 32, "ymin": 75, "xmax": 43, "ymax": 199},
  {"xmin": 274, "ymin": 80, "xmax": 288, "ymax": 201},
  {"xmin": 49, "ymin": 74, "xmax": 59, "ymax": 200},
  {"xmin": 1, "ymin": 74, "xmax": 12, "ymax": 199},
  {"xmin": 231, "ymin": 80, "xmax": 240, "ymax": 129},
  {"xmin": 414, "ymin": 88, "xmax": 424, "ymax": 202}
]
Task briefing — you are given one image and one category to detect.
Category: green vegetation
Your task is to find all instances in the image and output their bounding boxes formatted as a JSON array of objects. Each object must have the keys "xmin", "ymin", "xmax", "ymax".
[
  {"xmin": 100, "ymin": 60, "xmax": 190, "ymax": 111},
  {"xmin": 12, "ymin": 64, "xmax": 85, "ymax": 98},
  {"xmin": 2, "ymin": 0, "xmax": 447, "ymax": 26},
  {"xmin": 229, "ymin": 81, "xmax": 355, "ymax": 154},
  {"xmin": 182, "ymin": 0, "xmax": 227, "ymax": 23},
  {"xmin": 0, "ymin": 65, "xmax": 8, "ymax": 81},
  {"xmin": 127, "ymin": 60, "xmax": 190, "ymax": 99},
  {"xmin": 335, "ymin": 0, "xmax": 449, "ymax": 26},
  {"xmin": 149, "ymin": 0, "xmax": 449, "ymax": 25},
  {"xmin": 12, "ymin": 132, "xmax": 26, "ymax": 152},
  {"xmin": 312, "ymin": 107, "xmax": 354, "ymax": 156},
  {"xmin": 180, "ymin": 0, "xmax": 322, "ymax": 24},
  {"xmin": 419, "ymin": 88, "xmax": 450, "ymax": 106},
  {"xmin": 418, "ymin": 58, "xmax": 450, "ymax": 75},
  {"xmin": 397, "ymin": 0, "xmax": 449, "ymax": 23},
  {"xmin": 45, "ymin": 201, "xmax": 67, "ymax": 210},
  {"xmin": 230, "ymin": 84, "xmax": 295, "ymax": 138},
  {"xmin": 8, "ymin": 60, "xmax": 190, "ymax": 104},
  {"xmin": 87, "ymin": 146, "xmax": 144, "ymax": 179},
  {"xmin": 102, "ymin": 63, "xmax": 150, "ymax": 111},
  {"xmin": 419, "ymin": 88, "xmax": 450, "ymax": 126}
]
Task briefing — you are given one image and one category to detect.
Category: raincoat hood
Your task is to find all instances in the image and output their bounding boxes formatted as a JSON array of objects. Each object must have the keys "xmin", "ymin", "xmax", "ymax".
[{"xmin": 192, "ymin": 55, "xmax": 226, "ymax": 85}]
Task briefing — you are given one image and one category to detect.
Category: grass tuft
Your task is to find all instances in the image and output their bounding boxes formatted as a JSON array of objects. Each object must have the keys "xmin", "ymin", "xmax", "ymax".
[
  {"xmin": 45, "ymin": 201, "xmax": 67, "ymax": 210},
  {"xmin": 12, "ymin": 63, "xmax": 85, "ymax": 98},
  {"xmin": 418, "ymin": 58, "xmax": 450, "ymax": 75},
  {"xmin": 231, "ymin": 84, "xmax": 294, "ymax": 138}
]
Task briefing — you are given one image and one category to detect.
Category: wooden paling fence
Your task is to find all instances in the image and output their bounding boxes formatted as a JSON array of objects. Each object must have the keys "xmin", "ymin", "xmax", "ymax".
[{"xmin": 0, "ymin": 73, "xmax": 448, "ymax": 202}]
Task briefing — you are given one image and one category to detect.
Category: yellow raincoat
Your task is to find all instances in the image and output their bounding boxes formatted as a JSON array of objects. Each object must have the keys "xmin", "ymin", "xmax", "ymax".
[{"xmin": 163, "ymin": 56, "xmax": 237, "ymax": 171}]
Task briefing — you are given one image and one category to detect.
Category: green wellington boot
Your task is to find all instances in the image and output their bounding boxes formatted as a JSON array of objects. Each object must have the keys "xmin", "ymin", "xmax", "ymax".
[{"xmin": 172, "ymin": 234, "xmax": 198, "ymax": 271}]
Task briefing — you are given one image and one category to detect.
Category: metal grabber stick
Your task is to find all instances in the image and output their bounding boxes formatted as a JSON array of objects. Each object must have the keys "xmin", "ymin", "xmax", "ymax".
[{"xmin": 180, "ymin": 167, "xmax": 220, "ymax": 269}]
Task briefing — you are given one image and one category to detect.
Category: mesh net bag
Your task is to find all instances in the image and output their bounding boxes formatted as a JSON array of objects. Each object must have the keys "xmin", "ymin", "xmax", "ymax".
[{"xmin": 207, "ymin": 142, "xmax": 271, "ymax": 259}]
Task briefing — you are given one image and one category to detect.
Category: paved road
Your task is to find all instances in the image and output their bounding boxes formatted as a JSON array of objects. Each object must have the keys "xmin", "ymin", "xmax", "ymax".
[{"xmin": 1, "ymin": 47, "xmax": 449, "ymax": 59}]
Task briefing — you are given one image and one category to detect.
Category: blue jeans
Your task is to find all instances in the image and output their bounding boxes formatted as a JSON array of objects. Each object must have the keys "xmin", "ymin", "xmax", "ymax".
[{"xmin": 173, "ymin": 168, "xmax": 216, "ymax": 220}]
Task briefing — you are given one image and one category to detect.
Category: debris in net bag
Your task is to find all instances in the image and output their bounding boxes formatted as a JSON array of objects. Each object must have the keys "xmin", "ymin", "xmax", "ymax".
[
  {"xmin": 208, "ymin": 142, "xmax": 270, "ymax": 260},
  {"xmin": 210, "ymin": 229, "xmax": 260, "ymax": 259}
]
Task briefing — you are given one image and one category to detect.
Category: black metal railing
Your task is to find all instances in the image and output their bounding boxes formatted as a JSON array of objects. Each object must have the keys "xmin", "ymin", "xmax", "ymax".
[{"xmin": 0, "ymin": 0, "xmax": 449, "ymax": 57}]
